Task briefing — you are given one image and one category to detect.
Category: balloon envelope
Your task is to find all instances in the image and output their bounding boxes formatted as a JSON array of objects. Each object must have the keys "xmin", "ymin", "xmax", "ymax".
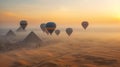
[
  {"xmin": 20, "ymin": 20, "xmax": 28, "ymax": 30},
  {"xmin": 81, "ymin": 21, "xmax": 89, "ymax": 30},
  {"xmin": 55, "ymin": 30, "xmax": 60, "ymax": 36},
  {"xmin": 66, "ymin": 28, "xmax": 73, "ymax": 36},
  {"xmin": 40, "ymin": 23, "xmax": 46, "ymax": 32},
  {"xmin": 46, "ymin": 22, "xmax": 56, "ymax": 35},
  {"xmin": 40, "ymin": 23, "xmax": 49, "ymax": 35}
]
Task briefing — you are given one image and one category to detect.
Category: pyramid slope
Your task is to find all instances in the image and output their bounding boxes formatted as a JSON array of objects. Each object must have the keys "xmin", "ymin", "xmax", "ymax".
[
  {"xmin": 6, "ymin": 30, "xmax": 16, "ymax": 37},
  {"xmin": 16, "ymin": 27, "xmax": 24, "ymax": 32},
  {"xmin": 23, "ymin": 31, "xmax": 42, "ymax": 43}
]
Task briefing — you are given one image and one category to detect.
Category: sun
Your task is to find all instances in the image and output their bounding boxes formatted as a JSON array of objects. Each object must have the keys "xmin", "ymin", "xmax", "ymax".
[
  {"xmin": 117, "ymin": 13, "xmax": 120, "ymax": 19},
  {"xmin": 116, "ymin": 13, "xmax": 120, "ymax": 20},
  {"xmin": 115, "ymin": 9, "xmax": 120, "ymax": 20}
]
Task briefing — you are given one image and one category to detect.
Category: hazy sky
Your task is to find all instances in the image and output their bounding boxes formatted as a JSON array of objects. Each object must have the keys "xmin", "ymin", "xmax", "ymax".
[{"xmin": 0, "ymin": 0, "xmax": 120, "ymax": 27}]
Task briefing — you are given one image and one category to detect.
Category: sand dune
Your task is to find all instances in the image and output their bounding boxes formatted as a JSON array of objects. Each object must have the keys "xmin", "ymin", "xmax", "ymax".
[
  {"xmin": 0, "ymin": 31, "xmax": 120, "ymax": 67},
  {"xmin": 0, "ymin": 39, "xmax": 120, "ymax": 67}
]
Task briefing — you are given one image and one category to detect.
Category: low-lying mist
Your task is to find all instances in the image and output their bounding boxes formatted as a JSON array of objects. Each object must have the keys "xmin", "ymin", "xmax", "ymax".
[{"xmin": 0, "ymin": 27, "xmax": 120, "ymax": 67}]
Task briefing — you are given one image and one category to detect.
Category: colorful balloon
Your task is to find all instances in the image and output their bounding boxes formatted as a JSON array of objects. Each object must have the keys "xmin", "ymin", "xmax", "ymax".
[
  {"xmin": 40, "ymin": 23, "xmax": 46, "ymax": 32},
  {"xmin": 81, "ymin": 21, "xmax": 89, "ymax": 30},
  {"xmin": 46, "ymin": 22, "xmax": 56, "ymax": 35},
  {"xmin": 55, "ymin": 30, "xmax": 60, "ymax": 36},
  {"xmin": 66, "ymin": 28, "xmax": 73, "ymax": 36},
  {"xmin": 20, "ymin": 20, "xmax": 28, "ymax": 30}
]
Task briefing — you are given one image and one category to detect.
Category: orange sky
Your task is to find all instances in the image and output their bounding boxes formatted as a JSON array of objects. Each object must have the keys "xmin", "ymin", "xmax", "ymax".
[{"xmin": 0, "ymin": 0, "xmax": 120, "ymax": 27}]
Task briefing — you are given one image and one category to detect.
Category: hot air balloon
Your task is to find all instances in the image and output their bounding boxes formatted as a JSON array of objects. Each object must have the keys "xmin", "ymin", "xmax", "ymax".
[
  {"xmin": 40, "ymin": 23, "xmax": 49, "ymax": 35},
  {"xmin": 66, "ymin": 28, "xmax": 73, "ymax": 36},
  {"xmin": 46, "ymin": 22, "xmax": 56, "ymax": 35},
  {"xmin": 20, "ymin": 20, "xmax": 28, "ymax": 30},
  {"xmin": 81, "ymin": 21, "xmax": 89, "ymax": 30},
  {"xmin": 40, "ymin": 23, "xmax": 46, "ymax": 32},
  {"xmin": 55, "ymin": 30, "xmax": 60, "ymax": 36}
]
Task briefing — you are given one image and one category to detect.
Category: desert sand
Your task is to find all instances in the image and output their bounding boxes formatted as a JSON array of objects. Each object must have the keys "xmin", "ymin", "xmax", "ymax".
[{"xmin": 0, "ymin": 31, "xmax": 120, "ymax": 67}]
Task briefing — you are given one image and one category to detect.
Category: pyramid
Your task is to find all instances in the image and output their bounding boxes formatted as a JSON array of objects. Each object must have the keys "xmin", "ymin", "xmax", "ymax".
[
  {"xmin": 6, "ymin": 30, "xmax": 16, "ymax": 37},
  {"xmin": 23, "ymin": 31, "xmax": 42, "ymax": 43},
  {"xmin": 16, "ymin": 27, "xmax": 24, "ymax": 32}
]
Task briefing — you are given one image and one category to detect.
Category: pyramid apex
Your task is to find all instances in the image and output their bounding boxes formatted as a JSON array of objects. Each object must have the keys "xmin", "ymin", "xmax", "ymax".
[
  {"xmin": 6, "ymin": 30, "xmax": 16, "ymax": 37},
  {"xmin": 23, "ymin": 31, "xmax": 42, "ymax": 43}
]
